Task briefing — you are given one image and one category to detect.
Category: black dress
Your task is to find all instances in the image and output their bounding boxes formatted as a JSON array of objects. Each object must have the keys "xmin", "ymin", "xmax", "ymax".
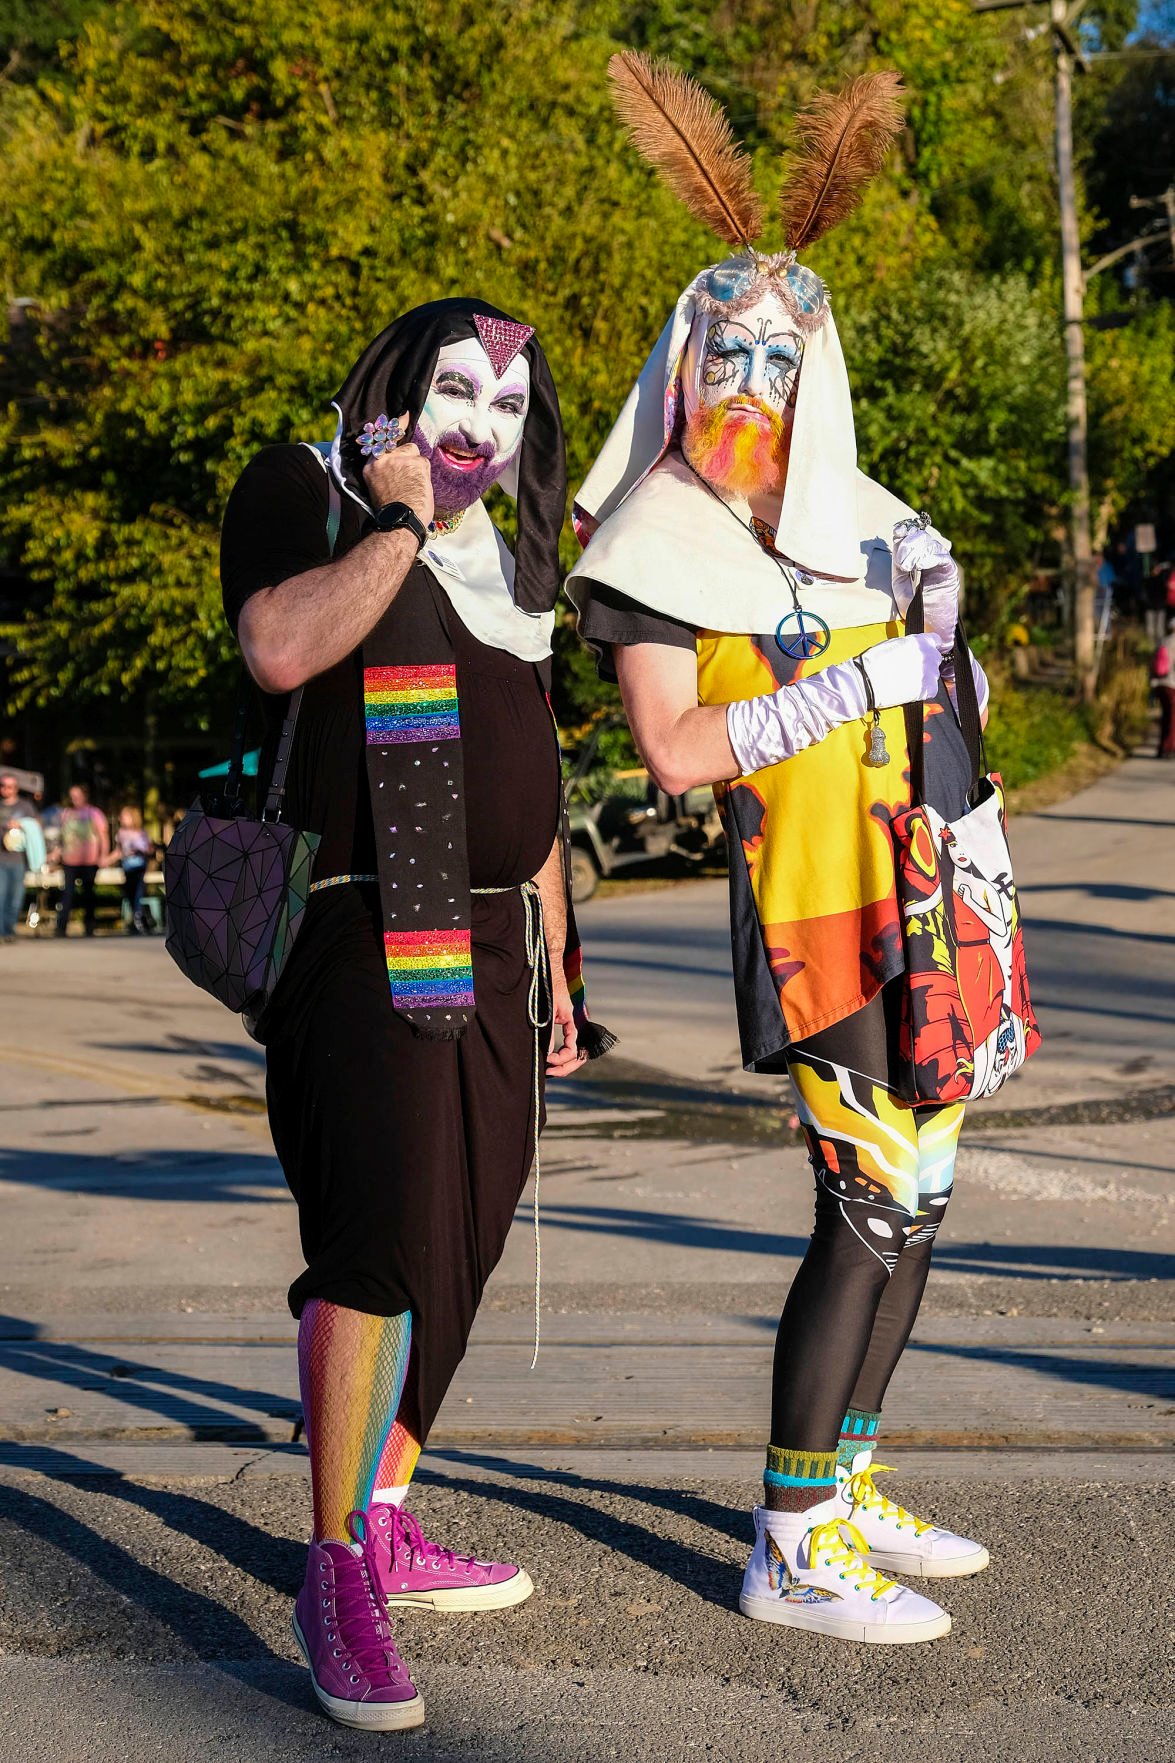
[{"xmin": 221, "ymin": 446, "xmax": 559, "ymax": 1442}]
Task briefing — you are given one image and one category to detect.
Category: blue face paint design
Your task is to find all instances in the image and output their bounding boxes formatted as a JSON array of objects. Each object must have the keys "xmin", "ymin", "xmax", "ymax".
[{"xmin": 700, "ymin": 317, "xmax": 804, "ymax": 410}]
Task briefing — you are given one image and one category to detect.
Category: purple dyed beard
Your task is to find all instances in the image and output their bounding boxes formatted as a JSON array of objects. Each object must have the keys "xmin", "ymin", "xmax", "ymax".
[{"xmin": 412, "ymin": 424, "xmax": 514, "ymax": 513}]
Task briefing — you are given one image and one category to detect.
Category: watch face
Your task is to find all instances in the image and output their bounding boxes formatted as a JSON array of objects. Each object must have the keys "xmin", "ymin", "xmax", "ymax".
[{"xmin": 378, "ymin": 502, "xmax": 422, "ymax": 540}]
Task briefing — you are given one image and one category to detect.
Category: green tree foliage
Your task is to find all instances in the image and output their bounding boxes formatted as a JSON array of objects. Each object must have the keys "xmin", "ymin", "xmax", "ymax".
[{"xmin": 0, "ymin": 0, "xmax": 1169, "ymax": 724}]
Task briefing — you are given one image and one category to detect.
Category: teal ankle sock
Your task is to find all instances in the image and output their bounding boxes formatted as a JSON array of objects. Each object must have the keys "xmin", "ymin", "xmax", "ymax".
[{"xmin": 836, "ymin": 1407, "xmax": 881, "ymax": 1473}]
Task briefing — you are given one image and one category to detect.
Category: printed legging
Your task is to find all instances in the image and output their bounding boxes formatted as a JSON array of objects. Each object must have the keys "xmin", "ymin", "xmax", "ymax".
[{"xmin": 771, "ymin": 1052, "xmax": 965, "ymax": 1449}]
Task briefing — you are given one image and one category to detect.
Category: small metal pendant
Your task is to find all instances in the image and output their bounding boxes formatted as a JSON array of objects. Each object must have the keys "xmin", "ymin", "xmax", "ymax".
[
  {"xmin": 865, "ymin": 714, "xmax": 891, "ymax": 767},
  {"xmin": 775, "ymin": 607, "xmax": 831, "ymax": 661}
]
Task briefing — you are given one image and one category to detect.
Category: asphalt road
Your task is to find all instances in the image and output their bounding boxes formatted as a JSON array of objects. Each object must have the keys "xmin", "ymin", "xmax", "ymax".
[
  {"xmin": 577, "ymin": 754, "xmax": 1175, "ymax": 1112},
  {"xmin": 0, "ymin": 753, "xmax": 1171, "ymax": 1760},
  {"xmin": 0, "ymin": 1472, "xmax": 1169, "ymax": 1763}
]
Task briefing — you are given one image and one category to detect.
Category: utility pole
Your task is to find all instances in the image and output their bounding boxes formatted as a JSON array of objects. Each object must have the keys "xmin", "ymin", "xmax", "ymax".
[
  {"xmin": 1051, "ymin": 1, "xmax": 1097, "ymax": 699},
  {"xmin": 973, "ymin": 1, "xmax": 1098, "ymax": 696}
]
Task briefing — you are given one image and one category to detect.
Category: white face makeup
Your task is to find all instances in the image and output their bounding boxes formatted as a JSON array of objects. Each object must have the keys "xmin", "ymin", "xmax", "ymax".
[
  {"xmin": 684, "ymin": 291, "xmax": 804, "ymax": 421},
  {"xmin": 415, "ymin": 339, "xmax": 530, "ymax": 509}
]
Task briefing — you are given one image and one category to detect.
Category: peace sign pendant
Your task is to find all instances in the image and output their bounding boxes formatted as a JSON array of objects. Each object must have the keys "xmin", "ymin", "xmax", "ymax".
[{"xmin": 775, "ymin": 607, "xmax": 831, "ymax": 660}]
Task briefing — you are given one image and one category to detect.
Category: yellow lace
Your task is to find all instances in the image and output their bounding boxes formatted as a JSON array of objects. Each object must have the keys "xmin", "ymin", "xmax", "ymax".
[
  {"xmin": 847, "ymin": 1464, "xmax": 934, "ymax": 1537},
  {"xmin": 806, "ymin": 1517, "xmax": 896, "ymax": 1601}
]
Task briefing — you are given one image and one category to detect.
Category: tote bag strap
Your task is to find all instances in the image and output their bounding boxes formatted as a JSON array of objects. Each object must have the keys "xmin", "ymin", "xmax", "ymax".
[{"xmin": 902, "ymin": 585, "xmax": 985, "ymax": 806}]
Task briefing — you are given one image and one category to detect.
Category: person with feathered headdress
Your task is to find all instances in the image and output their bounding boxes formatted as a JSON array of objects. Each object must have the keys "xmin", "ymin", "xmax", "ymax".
[{"xmin": 568, "ymin": 56, "xmax": 992, "ymax": 1644}]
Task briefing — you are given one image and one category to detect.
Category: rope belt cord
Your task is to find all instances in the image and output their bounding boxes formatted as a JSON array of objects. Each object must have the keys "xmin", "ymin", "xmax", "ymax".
[
  {"xmin": 309, "ymin": 872, "xmax": 552, "ymax": 1369},
  {"xmin": 478, "ymin": 880, "xmax": 551, "ymax": 1370}
]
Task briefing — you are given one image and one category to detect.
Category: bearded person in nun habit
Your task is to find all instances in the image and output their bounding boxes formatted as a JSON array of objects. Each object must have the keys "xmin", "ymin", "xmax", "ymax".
[
  {"xmin": 221, "ymin": 299, "xmax": 613, "ymax": 1731},
  {"xmin": 569, "ymin": 60, "xmax": 997, "ymax": 1647}
]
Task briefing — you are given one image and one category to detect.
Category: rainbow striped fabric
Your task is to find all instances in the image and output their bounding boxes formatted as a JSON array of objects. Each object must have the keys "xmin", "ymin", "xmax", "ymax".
[
  {"xmin": 297, "ymin": 1298, "xmax": 413, "ymax": 1540},
  {"xmin": 384, "ymin": 928, "xmax": 475, "ymax": 1011},
  {"xmin": 364, "ymin": 663, "xmax": 460, "ymax": 745}
]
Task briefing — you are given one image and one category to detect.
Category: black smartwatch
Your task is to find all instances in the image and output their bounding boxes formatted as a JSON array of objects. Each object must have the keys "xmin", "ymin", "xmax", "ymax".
[{"xmin": 373, "ymin": 502, "xmax": 428, "ymax": 548}]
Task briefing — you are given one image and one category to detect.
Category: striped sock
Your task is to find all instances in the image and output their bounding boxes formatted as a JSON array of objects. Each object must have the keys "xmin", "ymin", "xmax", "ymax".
[
  {"xmin": 764, "ymin": 1444, "xmax": 839, "ymax": 1513},
  {"xmin": 371, "ymin": 1418, "xmax": 422, "ymax": 1507},
  {"xmin": 837, "ymin": 1407, "xmax": 881, "ymax": 1473}
]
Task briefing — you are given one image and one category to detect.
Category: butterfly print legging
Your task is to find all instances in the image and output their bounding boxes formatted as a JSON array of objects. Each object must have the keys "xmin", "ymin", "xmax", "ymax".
[{"xmin": 770, "ymin": 1052, "xmax": 965, "ymax": 1450}]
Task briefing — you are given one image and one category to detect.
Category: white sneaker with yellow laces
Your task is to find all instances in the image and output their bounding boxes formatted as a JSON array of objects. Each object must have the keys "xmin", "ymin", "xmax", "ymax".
[
  {"xmin": 738, "ymin": 1499, "xmax": 951, "ymax": 1644},
  {"xmin": 838, "ymin": 1464, "xmax": 990, "ymax": 1580}
]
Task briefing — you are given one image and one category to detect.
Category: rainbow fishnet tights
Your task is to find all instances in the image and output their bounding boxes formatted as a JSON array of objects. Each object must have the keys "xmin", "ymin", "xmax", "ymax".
[{"xmin": 297, "ymin": 1299, "xmax": 412, "ymax": 1542}]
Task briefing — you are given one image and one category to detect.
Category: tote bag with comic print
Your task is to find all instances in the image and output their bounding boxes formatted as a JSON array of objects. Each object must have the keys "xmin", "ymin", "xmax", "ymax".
[{"xmin": 892, "ymin": 600, "xmax": 1041, "ymax": 1103}]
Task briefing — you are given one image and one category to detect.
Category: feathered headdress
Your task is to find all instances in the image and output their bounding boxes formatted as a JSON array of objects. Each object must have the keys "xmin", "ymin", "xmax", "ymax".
[{"xmin": 607, "ymin": 52, "xmax": 905, "ymax": 329}]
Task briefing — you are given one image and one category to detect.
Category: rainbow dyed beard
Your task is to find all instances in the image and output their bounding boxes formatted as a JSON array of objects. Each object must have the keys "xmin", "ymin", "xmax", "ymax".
[
  {"xmin": 412, "ymin": 424, "xmax": 515, "ymax": 513},
  {"xmin": 682, "ymin": 397, "xmax": 790, "ymax": 499}
]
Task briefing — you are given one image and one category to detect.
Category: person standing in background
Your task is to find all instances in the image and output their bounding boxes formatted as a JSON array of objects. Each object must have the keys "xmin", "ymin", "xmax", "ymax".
[
  {"xmin": 1153, "ymin": 615, "xmax": 1175, "ymax": 760},
  {"xmin": 108, "ymin": 806, "xmax": 155, "ymax": 933},
  {"xmin": 0, "ymin": 771, "xmax": 39, "ymax": 943},
  {"xmin": 53, "ymin": 783, "xmax": 109, "ymax": 937}
]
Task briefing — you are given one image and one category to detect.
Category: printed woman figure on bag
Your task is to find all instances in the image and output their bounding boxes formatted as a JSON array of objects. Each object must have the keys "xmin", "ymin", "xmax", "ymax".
[{"xmin": 568, "ymin": 57, "xmax": 1040, "ymax": 1647}]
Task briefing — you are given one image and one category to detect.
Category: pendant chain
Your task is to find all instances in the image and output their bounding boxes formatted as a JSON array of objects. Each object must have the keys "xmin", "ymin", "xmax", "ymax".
[
  {"xmin": 677, "ymin": 450, "xmax": 830, "ymax": 660},
  {"xmin": 678, "ymin": 452, "xmax": 805, "ymax": 617}
]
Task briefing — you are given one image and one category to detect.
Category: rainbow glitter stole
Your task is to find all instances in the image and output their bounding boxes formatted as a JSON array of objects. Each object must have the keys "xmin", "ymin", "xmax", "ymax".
[
  {"xmin": 361, "ymin": 573, "xmax": 615, "ymax": 1056},
  {"xmin": 362, "ymin": 581, "xmax": 475, "ymax": 1039},
  {"xmin": 364, "ymin": 664, "xmax": 473, "ymax": 1017}
]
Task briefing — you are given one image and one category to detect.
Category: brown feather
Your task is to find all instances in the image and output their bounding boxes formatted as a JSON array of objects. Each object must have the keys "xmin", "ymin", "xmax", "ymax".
[
  {"xmin": 780, "ymin": 71, "xmax": 906, "ymax": 253},
  {"xmin": 608, "ymin": 50, "xmax": 762, "ymax": 249}
]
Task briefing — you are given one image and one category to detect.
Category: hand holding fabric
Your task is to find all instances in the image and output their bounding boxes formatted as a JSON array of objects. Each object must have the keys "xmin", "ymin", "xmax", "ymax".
[
  {"xmin": 726, "ymin": 635, "xmax": 942, "ymax": 776},
  {"xmin": 891, "ymin": 519, "xmax": 960, "ymax": 652},
  {"xmin": 362, "ymin": 415, "xmax": 434, "ymax": 529}
]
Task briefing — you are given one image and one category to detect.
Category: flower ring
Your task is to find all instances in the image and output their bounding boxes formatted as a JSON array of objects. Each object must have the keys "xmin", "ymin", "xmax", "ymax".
[{"xmin": 358, "ymin": 414, "xmax": 402, "ymax": 458}]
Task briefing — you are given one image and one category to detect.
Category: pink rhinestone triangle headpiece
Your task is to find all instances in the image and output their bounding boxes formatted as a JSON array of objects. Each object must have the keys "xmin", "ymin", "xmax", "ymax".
[{"xmin": 473, "ymin": 312, "xmax": 535, "ymax": 378}]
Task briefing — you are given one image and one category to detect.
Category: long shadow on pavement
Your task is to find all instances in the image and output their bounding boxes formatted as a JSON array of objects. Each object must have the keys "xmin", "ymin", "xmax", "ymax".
[
  {"xmin": 0, "ymin": 1146, "xmax": 283, "ymax": 1202},
  {"xmin": 416, "ymin": 1460, "xmax": 747, "ymax": 1610},
  {"xmin": 0, "ymin": 1477, "xmax": 305, "ymax": 1706},
  {"xmin": 0, "ymin": 1318, "xmax": 297, "ymax": 1440},
  {"xmin": 535, "ymin": 1203, "xmax": 1175, "ymax": 1283},
  {"xmin": 422, "ymin": 1449, "xmax": 751, "ymax": 1548}
]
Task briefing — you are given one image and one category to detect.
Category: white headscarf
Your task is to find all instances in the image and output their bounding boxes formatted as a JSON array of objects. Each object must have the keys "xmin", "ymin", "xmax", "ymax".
[{"xmin": 569, "ymin": 265, "xmax": 914, "ymax": 634}]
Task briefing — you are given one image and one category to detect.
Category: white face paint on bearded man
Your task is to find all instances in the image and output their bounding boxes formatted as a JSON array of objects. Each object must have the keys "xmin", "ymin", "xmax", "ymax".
[
  {"xmin": 681, "ymin": 289, "xmax": 804, "ymax": 499},
  {"xmin": 413, "ymin": 339, "xmax": 531, "ymax": 513}
]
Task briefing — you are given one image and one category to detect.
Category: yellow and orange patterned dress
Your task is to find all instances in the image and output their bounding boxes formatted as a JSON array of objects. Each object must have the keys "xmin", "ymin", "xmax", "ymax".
[{"xmin": 697, "ymin": 618, "xmax": 973, "ymax": 1074}]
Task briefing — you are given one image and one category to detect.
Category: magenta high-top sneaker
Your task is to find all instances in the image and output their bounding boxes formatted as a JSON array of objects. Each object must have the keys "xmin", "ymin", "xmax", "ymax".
[
  {"xmin": 292, "ymin": 1511, "xmax": 425, "ymax": 1730},
  {"xmin": 370, "ymin": 1503, "xmax": 534, "ymax": 1613}
]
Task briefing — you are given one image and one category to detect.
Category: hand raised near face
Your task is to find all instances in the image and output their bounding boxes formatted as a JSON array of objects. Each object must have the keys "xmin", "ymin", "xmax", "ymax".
[{"xmin": 361, "ymin": 415, "xmax": 434, "ymax": 531}]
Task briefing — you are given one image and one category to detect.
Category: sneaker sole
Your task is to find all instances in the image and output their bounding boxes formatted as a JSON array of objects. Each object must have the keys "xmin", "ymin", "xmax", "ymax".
[
  {"xmin": 739, "ymin": 1592, "xmax": 951, "ymax": 1644},
  {"xmin": 291, "ymin": 1612, "xmax": 425, "ymax": 1730},
  {"xmin": 387, "ymin": 1566, "xmax": 534, "ymax": 1613},
  {"xmin": 864, "ymin": 1545, "xmax": 990, "ymax": 1580}
]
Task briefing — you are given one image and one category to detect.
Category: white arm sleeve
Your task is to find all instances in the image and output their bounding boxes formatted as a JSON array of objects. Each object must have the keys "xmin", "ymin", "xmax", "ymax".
[
  {"xmin": 725, "ymin": 635, "xmax": 944, "ymax": 776},
  {"xmin": 726, "ymin": 656, "xmax": 869, "ymax": 774}
]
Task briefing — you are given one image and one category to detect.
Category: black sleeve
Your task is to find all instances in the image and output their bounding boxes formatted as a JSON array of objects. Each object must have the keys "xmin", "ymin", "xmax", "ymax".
[
  {"xmin": 571, "ymin": 576, "xmax": 697, "ymax": 684},
  {"xmin": 220, "ymin": 444, "xmax": 333, "ymax": 635}
]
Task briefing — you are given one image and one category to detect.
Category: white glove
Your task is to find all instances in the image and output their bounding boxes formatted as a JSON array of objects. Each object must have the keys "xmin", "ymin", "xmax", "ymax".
[
  {"xmin": 726, "ymin": 635, "xmax": 942, "ymax": 775},
  {"xmin": 892, "ymin": 519, "xmax": 960, "ymax": 653}
]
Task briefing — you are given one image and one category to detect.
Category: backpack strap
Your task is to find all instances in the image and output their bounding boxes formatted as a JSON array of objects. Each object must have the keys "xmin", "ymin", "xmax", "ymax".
[{"xmin": 255, "ymin": 448, "xmax": 343, "ymax": 820}]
